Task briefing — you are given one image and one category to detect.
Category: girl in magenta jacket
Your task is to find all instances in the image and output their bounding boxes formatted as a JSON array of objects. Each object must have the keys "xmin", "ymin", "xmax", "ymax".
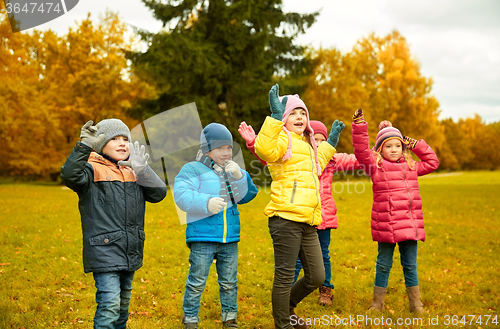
[
  {"xmin": 351, "ymin": 109, "xmax": 439, "ymax": 313},
  {"xmin": 239, "ymin": 120, "xmax": 361, "ymax": 306}
]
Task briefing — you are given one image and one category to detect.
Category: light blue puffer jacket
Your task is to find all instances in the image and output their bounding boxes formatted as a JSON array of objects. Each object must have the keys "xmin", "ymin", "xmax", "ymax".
[{"xmin": 174, "ymin": 161, "xmax": 258, "ymax": 245}]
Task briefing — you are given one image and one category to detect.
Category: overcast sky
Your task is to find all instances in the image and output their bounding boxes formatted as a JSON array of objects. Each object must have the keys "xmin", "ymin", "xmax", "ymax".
[{"xmin": 27, "ymin": 0, "xmax": 500, "ymax": 123}]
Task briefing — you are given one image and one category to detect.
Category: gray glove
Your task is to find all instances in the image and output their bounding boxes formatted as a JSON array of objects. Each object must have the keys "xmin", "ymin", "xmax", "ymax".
[
  {"xmin": 208, "ymin": 197, "xmax": 226, "ymax": 214},
  {"xmin": 327, "ymin": 120, "xmax": 345, "ymax": 148},
  {"xmin": 269, "ymin": 84, "xmax": 288, "ymax": 121},
  {"xmin": 118, "ymin": 141, "xmax": 149, "ymax": 174},
  {"xmin": 80, "ymin": 120, "xmax": 105, "ymax": 149},
  {"xmin": 224, "ymin": 160, "xmax": 243, "ymax": 180}
]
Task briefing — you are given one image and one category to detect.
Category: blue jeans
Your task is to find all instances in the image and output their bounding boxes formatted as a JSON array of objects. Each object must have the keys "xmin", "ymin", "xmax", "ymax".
[
  {"xmin": 294, "ymin": 229, "xmax": 334, "ymax": 289},
  {"xmin": 374, "ymin": 240, "xmax": 419, "ymax": 288},
  {"xmin": 183, "ymin": 242, "xmax": 238, "ymax": 324},
  {"xmin": 93, "ymin": 271, "xmax": 135, "ymax": 329}
]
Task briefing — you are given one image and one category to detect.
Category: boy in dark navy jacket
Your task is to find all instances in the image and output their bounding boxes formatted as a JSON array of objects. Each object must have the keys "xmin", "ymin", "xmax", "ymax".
[
  {"xmin": 61, "ymin": 119, "xmax": 166, "ymax": 329},
  {"xmin": 174, "ymin": 123, "xmax": 258, "ymax": 328}
]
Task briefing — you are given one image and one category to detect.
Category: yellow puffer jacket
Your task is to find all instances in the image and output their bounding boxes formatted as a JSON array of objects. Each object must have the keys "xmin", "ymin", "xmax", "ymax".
[{"xmin": 255, "ymin": 117, "xmax": 336, "ymax": 226}]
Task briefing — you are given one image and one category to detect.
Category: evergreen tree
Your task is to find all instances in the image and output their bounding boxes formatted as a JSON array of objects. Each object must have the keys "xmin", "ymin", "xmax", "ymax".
[{"xmin": 128, "ymin": 0, "xmax": 318, "ymax": 132}]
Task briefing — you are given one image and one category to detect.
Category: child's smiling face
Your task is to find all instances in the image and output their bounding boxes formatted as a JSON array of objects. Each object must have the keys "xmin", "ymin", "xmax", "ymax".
[
  {"xmin": 208, "ymin": 145, "xmax": 233, "ymax": 166},
  {"xmin": 102, "ymin": 136, "xmax": 130, "ymax": 161},
  {"xmin": 285, "ymin": 108, "xmax": 308, "ymax": 135},
  {"xmin": 381, "ymin": 138, "xmax": 403, "ymax": 161}
]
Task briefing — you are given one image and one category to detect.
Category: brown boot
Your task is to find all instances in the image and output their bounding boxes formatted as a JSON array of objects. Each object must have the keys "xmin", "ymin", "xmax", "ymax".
[
  {"xmin": 290, "ymin": 308, "xmax": 308, "ymax": 329},
  {"xmin": 318, "ymin": 286, "xmax": 333, "ymax": 306},
  {"xmin": 406, "ymin": 286, "xmax": 424, "ymax": 313},
  {"xmin": 368, "ymin": 286, "xmax": 387, "ymax": 312}
]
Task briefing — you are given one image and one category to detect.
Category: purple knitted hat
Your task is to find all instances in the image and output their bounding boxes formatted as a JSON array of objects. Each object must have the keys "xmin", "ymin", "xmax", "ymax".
[{"xmin": 375, "ymin": 121, "xmax": 404, "ymax": 152}]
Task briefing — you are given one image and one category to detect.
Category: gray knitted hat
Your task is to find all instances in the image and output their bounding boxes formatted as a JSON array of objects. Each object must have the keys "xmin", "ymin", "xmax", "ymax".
[{"xmin": 94, "ymin": 118, "xmax": 131, "ymax": 153}]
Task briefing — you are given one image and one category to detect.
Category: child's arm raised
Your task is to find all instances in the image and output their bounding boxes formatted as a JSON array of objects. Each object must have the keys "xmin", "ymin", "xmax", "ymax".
[
  {"xmin": 118, "ymin": 141, "xmax": 167, "ymax": 203},
  {"xmin": 403, "ymin": 136, "xmax": 440, "ymax": 176},
  {"xmin": 351, "ymin": 109, "xmax": 376, "ymax": 174},
  {"xmin": 60, "ymin": 121, "xmax": 104, "ymax": 194},
  {"xmin": 238, "ymin": 122, "xmax": 267, "ymax": 166},
  {"xmin": 254, "ymin": 85, "xmax": 290, "ymax": 163}
]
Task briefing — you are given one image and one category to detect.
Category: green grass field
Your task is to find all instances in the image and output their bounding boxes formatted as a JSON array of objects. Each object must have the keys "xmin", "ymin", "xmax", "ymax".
[{"xmin": 1, "ymin": 171, "xmax": 499, "ymax": 328}]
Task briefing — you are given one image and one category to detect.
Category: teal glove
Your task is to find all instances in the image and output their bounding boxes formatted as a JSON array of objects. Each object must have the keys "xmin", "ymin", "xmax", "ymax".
[
  {"xmin": 80, "ymin": 120, "xmax": 105, "ymax": 149},
  {"xmin": 327, "ymin": 120, "xmax": 345, "ymax": 148},
  {"xmin": 269, "ymin": 84, "xmax": 288, "ymax": 121}
]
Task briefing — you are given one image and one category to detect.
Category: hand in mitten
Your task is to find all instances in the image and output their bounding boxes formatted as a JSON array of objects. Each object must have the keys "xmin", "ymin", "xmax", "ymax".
[
  {"xmin": 327, "ymin": 120, "xmax": 346, "ymax": 148},
  {"xmin": 238, "ymin": 122, "xmax": 256, "ymax": 144},
  {"xmin": 80, "ymin": 120, "xmax": 105, "ymax": 149},
  {"xmin": 118, "ymin": 141, "xmax": 149, "ymax": 174},
  {"xmin": 403, "ymin": 136, "xmax": 418, "ymax": 150},
  {"xmin": 352, "ymin": 109, "xmax": 365, "ymax": 124},
  {"xmin": 207, "ymin": 197, "xmax": 227, "ymax": 214},
  {"xmin": 269, "ymin": 84, "xmax": 288, "ymax": 121},
  {"xmin": 224, "ymin": 160, "xmax": 243, "ymax": 180}
]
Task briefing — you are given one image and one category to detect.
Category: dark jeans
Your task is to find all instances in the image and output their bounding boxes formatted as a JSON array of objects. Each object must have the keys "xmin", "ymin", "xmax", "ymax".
[
  {"xmin": 268, "ymin": 216, "xmax": 325, "ymax": 329},
  {"xmin": 93, "ymin": 271, "xmax": 135, "ymax": 329},
  {"xmin": 294, "ymin": 228, "xmax": 334, "ymax": 289},
  {"xmin": 375, "ymin": 240, "xmax": 419, "ymax": 288}
]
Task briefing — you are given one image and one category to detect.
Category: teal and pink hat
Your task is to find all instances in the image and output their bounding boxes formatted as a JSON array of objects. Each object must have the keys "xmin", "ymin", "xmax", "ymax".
[{"xmin": 375, "ymin": 121, "xmax": 404, "ymax": 152}]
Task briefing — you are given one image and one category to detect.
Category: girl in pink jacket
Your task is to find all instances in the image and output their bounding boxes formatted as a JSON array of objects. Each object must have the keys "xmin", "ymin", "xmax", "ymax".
[
  {"xmin": 239, "ymin": 120, "xmax": 361, "ymax": 306},
  {"xmin": 351, "ymin": 109, "xmax": 439, "ymax": 313}
]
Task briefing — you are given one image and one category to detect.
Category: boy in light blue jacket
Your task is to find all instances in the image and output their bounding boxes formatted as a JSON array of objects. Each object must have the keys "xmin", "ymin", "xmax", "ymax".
[{"xmin": 174, "ymin": 123, "xmax": 258, "ymax": 329}]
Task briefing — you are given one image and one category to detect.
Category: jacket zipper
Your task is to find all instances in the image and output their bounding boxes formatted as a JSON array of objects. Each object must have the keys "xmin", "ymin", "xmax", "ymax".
[
  {"xmin": 222, "ymin": 206, "xmax": 227, "ymax": 243},
  {"xmin": 118, "ymin": 164, "xmax": 131, "ymax": 269},
  {"xmin": 290, "ymin": 180, "xmax": 298, "ymax": 203},
  {"xmin": 404, "ymin": 165, "xmax": 418, "ymax": 239},
  {"xmin": 308, "ymin": 146, "xmax": 319, "ymax": 225}
]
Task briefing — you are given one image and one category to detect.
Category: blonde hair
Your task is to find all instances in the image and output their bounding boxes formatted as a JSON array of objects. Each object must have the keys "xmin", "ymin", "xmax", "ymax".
[{"xmin": 374, "ymin": 149, "xmax": 415, "ymax": 170}]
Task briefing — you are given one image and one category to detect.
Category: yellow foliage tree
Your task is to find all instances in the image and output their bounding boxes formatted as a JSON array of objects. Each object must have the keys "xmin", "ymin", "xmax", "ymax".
[
  {"xmin": 0, "ymin": 11, "xmax": 155, "ymax": 179},
  {"xmin": 304, "ymin": 31, "xmax": 444, "ymax": 154}
]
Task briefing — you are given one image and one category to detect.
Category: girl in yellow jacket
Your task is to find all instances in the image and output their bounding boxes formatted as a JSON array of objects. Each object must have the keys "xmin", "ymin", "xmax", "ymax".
[{"xmin": 255, "ymin": 84, "xmax": 345, "ymax": 329}]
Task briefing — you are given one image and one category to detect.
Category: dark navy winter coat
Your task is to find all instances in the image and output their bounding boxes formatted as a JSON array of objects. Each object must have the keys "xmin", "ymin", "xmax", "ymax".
[{"xmin": 61, "ymin": 142, "xmax": 167, "ymax": 273}]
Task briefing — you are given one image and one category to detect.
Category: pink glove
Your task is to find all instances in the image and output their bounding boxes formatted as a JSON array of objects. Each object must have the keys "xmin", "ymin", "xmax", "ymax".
[{"xmin": 238, "ymin": 121, "xmax": 256, "ymax": 144}]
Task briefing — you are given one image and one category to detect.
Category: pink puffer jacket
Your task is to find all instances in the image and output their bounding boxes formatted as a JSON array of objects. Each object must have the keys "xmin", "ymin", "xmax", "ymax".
[
  {"xmin": 316, "ymin": 153, "xmax": 361, "ymax": 230},
  {"xmin": 352, "ymin": 122, "xmax": 439, "ymax": 243}
]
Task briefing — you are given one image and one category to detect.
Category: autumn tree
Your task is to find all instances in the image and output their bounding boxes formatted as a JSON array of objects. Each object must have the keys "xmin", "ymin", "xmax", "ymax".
[
  {"xmin": 0, "ymin": 11, "xmax": 153, "ymax": 179},
  {"xmin": 304, "ymin": 31, "xmax": 444, "ymax": 154}
]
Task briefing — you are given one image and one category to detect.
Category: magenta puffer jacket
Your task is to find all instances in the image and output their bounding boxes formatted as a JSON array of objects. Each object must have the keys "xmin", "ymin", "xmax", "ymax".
[
  {"xmin": 352, "ymin": 122, "xmax": 439, "ymax": 243},
  {"xmin": 316, "ymin": 153, "xmax": 361, "ymax": 230}
]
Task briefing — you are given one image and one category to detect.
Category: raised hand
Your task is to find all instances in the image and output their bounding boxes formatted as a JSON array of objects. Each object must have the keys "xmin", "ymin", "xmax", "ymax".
[
  {"xmin": 80, "ymin": 120, "xmax": 105, "ymax": 149},
  {"xmin": 327, "ymin": 120, "xmax": 345, "ymax": 148},
  {"xmin": 238, "ymin": 122, "xmax": 256, "ymax": 144},
  {"xmin": 403, "ymin": 136, "xmax": 418, "ymax": 150},
  {"xmin": 224, "ymin": 160, "xmax": 243, "ymax": 180},
  {"xmin": 352, "ymin": 109, "xmax": 364, "ymax": 124},
  {"xmin": 269, "ymin": 84, "xmax": 288, "ymax": 121},
  {"xmin": 118, "ymin": 141, "xmax": 149, "ymax": 174}
]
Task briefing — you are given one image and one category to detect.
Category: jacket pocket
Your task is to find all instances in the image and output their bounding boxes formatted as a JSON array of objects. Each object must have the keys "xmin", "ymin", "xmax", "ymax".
[
  {"xmin": 290, "ymin": 180, "xmax": 298, "ymax": 204},
  {"xmin": 139, "ymin": 230, "xmax": 146, "ymax": 241},
  {"xmin": 89, "ymin": 231, "xmax": 123, "ymax": 246}
]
